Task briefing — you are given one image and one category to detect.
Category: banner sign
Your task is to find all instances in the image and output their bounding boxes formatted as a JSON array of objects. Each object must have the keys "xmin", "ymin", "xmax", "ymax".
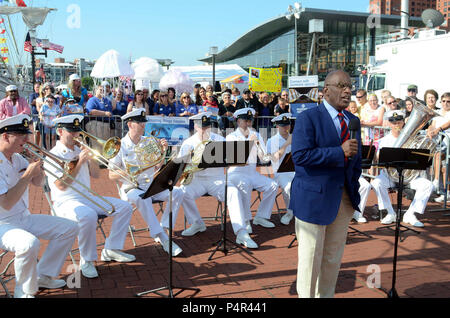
[
  {"xmin": 145, "ymin": 116, "xmax": 190, "ymax": 146},
  {"xmin": 249, "ymin": 67, "xmax": 282, "ymax": 93},
  {"xmin": 288, "ymin": 75, "xmax": 319, "ymax": 118}
]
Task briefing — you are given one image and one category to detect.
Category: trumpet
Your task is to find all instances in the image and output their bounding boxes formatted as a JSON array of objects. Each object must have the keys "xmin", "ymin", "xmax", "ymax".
[{"xmin": 23, "ymin": 142, "xmax": 116, "ymax": 215}]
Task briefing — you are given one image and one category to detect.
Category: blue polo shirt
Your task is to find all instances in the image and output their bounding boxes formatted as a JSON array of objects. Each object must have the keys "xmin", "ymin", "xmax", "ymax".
[
  {"xmin": 86, "ymin": 96, "xmax": 113, "ymax": 122},
  {"xmin": 175, "ymin": 103, "xmax": 198, "ymax": 116},
  {"xmin": 154, "ymin": 103, "xmax": 175, "ymax": 116}
]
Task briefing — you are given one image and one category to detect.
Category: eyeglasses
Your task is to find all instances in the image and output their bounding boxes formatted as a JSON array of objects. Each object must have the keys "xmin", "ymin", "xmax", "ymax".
[
  {"xmin": 326, "ymin": 83, "xmax": 352, "ymax": 90},
  {"xmin": 356, "ymin": 95, "xmax": 366, "ymax": 99}
]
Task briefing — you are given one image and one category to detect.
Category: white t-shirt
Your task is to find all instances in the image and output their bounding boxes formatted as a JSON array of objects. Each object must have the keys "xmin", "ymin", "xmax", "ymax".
[{"xmin": 0, "ymin": 152, "xmax": 30, "ymax": 220}]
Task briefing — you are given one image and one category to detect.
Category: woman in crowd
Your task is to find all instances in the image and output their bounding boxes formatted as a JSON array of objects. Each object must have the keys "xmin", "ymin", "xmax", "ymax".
[
  {"xmin": 154, "ymin": 90, "xmax": 175, "ymax": 116},
  {"xmin": 218, "ymin": 92, "xmax": 236, "ymax": 130},
  {"xmin": 61, "ymin": 74, "xmax": 89, "ymax": 107},
  {"xmin": 39, "ymin": 95, "xmax": 62, "ymax": 149},
  {"xmin": 126, "ymin": 89, "xmax": 151, "ymax": 115},
  {"xmin": 176, "ymin": 92, "xmax": 198, "ymax": 117},
  {"xmin": 196, "ymin": 87, "xmax": 208, "ymax": 106},
  {"xmin": 424, "ymin": 89, "xmax": 439, "ymax": 110},
  {"xmin": 405, "ymin": 97, "xmax": 414, "ymax": 120},
  {"xmin": 36, "ymin": 83, "xmax": 58, "ymax": 148},
  {"xmin": 112, "ymin": 89, "xmax": 128, "ymax": 117},
  {"xmin": 360, "ymin": 93, "xmax": 385, "ymax": 146},
  {"xmin": 382, "ymin": 95, "xmax": 400, "ymax": 126},
  {"xmin": 168, "ymin": 87, "xmax": 177, "ymax": 106}
]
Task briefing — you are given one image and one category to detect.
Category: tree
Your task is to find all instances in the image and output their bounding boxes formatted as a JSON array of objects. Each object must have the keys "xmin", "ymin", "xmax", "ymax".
[{"xmin": 81, "ymin": 77, "xmax": 94, "ymax": 91}]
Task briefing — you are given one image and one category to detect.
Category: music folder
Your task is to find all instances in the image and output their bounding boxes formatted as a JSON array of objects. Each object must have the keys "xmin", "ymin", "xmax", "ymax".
[
  {"xmin": 198, "ymin": 140, "xmax": 254, "ymax": 169},
  {"xmin": 277, "ymin": 152, "xmax": 294, "ymax": 173},
  {"xmin": 361, "ymin": 144, "xmax": 376, "ymax": 168},
  {"xmin": 140, "ymin": 154, "xmax": 190, "ymax": 200}
]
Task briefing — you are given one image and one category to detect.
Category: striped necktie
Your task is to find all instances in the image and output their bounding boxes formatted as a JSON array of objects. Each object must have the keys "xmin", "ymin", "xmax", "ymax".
[{"xmin": 338, "ymin": 112, "xmax": 350, "ymax": 144}]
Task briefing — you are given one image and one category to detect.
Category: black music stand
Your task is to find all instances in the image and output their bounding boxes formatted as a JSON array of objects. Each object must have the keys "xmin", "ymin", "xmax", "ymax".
[
  {"xmin": 198, "ymin": 140, "xmax": 254, "ymax": 261},
  {"xmin": 375, "ymin": 147, "xmax": 430, "ymax": 298},
  {"xmin": 136, "ymin": 155, "xmax": 200, "ymax": 298}
]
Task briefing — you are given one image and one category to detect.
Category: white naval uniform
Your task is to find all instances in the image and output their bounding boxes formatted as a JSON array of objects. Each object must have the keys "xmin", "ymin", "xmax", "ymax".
[
  {"xmin": 358, "ymin": 177, "xmax": 372, "ymax": 214},
  {"xmin": 45, "ymin": 141, "xmax": 134, "ymax": 264},
  {"xmin": 371, "ymin": 133, "xmax": 433, "ymax": 216},
  {"xmin": 0, "ymin": 152, "xmax": 78, "ymax": 296},
  {"xmin": 226, "ymin": 129, "xmax": 278, "ymax": 222},
  {"xmin": 179, "ymin": 132, "xmax": 248, "ymax": 235},
  {"xmin": 266, "ymin": 132, "xmax": 294, "ymax": 212},
  {"xmin": 109, "ymin": 134, "xmax": 185, "ymax": 231}
]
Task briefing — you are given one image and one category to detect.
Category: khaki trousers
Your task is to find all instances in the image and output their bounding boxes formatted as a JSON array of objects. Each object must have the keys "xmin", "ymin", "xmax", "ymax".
[{"xmin": 295, "ymin": 190, "xmax": 354, "ymax": 298}]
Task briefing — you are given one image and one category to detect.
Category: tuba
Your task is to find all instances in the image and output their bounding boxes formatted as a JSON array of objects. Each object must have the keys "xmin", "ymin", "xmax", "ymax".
[
  {"xmin": 386, "ymin": 99, "xmax": 440, "ymax": 184},
  {"xmin": 179, "ymin": 140, "xmax": 210, "ymax": 186}
]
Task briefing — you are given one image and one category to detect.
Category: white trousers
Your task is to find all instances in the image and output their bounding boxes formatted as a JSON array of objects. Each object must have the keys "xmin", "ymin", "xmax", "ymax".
[
  {"xmin": 156, "ymin": 187, "xmax": 185, "ymax": 229},
  {"xmin": 53, "ymin": 196, "xmax": 133, "ymax": 263},
  {"xmin": 358, "ymin": 177, "xmax": 373, "ymax": 214},
  {"xmin": 274, "ymin": 172, "xmax": 295, "ymax": 212},
  {"xmin": 0, "ymin": 212, "xmax": 78, "ymax": 295},
  {"xmin": 228, "ymin": 170, "xmax": 278, "ymax": 221},
  {"xmin": 119, "ymin": 187, "xmax": 165, "ymax": 238},
  {"xmin": 371, "ymin": 173, "xmax": 433, "ymax": 215},
  {"xmin": 295, "ymin": 191, "xmax": 354, "ymax": 298},
  {"xmin": 181, "ymin": 175, "xmax": 247, "ymax": 235}
]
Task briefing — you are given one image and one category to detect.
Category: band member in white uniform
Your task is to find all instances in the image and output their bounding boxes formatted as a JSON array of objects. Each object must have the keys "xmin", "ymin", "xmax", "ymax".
[
  {"xmin": 108, "ymin": 109, "xmax": 183, "ymax": 256},
  {"xmin": 352, "ymin": 177, "xmax": 372, "ymax": 223},
  {"xmin": 266, "ymin": 113, "xmax": 294, "ymax": 225},
  {"xmin": 371, "ymin": 110, "xmax": 433, "ymax": 227},
  {"xmin": 178, "ymin": 112, "xmax": 257, "ymax": 248},
  {"xmin": 226, "ymin": 108, "xmax": 278, "ymax": 231},
  {"xmin": 45, "ymin": 115, "xmax": 136, "ymax": 279},
  {"xmin": 0, "ymin": 114, "xmax": 79, "ymax": 298}
]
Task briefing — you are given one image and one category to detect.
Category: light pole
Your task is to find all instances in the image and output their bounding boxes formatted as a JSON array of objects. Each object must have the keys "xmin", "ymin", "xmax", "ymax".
[
  {"xmin": 209, "ymin": 46, "xmax": 218, "ymax": 90},
  {"xmin": 286, "ymin": 2, "xmax": 302, "ymax": 76},
  {"xmin": 30, "ymin": 34, "xmax": 49, "ymax": 86}
]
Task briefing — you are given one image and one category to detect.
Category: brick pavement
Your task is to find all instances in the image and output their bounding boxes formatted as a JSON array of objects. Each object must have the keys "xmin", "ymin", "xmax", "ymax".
[{"xmin": 1, "ymin": 170, "xmax": 450, "ymax": 299}]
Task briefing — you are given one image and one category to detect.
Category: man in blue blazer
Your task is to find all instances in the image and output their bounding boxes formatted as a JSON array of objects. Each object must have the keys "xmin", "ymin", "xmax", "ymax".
[{"xmin": 290, "ymin": 70, "xmax": 362, "ymax": 298}]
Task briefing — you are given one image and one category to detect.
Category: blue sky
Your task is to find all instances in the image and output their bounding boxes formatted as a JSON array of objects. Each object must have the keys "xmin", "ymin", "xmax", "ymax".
[{"xmin": 3, "ymin": 0, "xmax": 369, "ymax": 66}]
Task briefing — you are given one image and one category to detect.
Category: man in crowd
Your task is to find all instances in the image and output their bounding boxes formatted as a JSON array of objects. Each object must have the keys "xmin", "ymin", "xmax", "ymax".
[{"xmin": 0, "ymin": 85, "xmax": 31, "ymax": 120}]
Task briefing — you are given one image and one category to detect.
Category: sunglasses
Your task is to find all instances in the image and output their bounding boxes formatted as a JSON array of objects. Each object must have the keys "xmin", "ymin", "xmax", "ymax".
[
  {"xmin": 388, "ymin": 118, "xmax": 404, "ymax": 122},
  {"xmin": 387, "ymin": 101, "xmax": 397, "ymax": 105},
  {"xmin": 356, "ymin": 95, "xmax": 366, "ymax": 99},
  {"xmin": 408, "ymin": 89, "xmax": 417, "ymax": 93}
]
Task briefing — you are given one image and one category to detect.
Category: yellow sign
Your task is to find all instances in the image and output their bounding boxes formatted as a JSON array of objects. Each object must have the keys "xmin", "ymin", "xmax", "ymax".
[{"xmin": 248, "ymin": 67, "xmax": 282, "ymax": 93}]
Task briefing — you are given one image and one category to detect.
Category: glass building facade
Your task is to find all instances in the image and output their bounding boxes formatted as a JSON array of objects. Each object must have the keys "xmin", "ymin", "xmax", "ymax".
[{"xmin": 216, "ymin": 10, "xmax": 422, "ymax": 87}]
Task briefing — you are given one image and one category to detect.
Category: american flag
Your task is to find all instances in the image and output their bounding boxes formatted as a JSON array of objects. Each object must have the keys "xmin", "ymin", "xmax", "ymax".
[{"xmin": 24, "ymin": 32, "xmax": 64, "ymax": 54}]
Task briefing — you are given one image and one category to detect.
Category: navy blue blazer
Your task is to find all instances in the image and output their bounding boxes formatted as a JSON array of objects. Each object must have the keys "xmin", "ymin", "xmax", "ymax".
[{"xmin": 289, "ymin": 104, "xmax": 362, "ymax": 226}]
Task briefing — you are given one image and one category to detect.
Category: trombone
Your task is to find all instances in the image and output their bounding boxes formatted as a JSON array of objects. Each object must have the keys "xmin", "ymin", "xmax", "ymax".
[
  {"xmin": 74, "ymin": 130, "xmax": 139, "ymax": 188},
  {"xmin": 23, "ymin": 142, "xmax": 116, "ymax": 215}
]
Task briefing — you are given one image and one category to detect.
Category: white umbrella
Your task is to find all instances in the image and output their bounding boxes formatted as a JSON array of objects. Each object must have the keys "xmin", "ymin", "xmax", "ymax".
[
  {"xmin": 159, "ymin": 69, "xmax": 194, "ymax": 94},
  {"xmin": 132, "ymin": 57, "xmax": 164, "ymax": 81},
  {"xmin": 91, "ymin": 49, "xmax": 134, "ymax": 79}
]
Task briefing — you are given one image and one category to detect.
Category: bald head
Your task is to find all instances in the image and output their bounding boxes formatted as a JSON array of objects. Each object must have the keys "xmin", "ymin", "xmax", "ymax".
[{"xmin": 323, "ymin": 70, "xmax": 352, "ymax": 112}]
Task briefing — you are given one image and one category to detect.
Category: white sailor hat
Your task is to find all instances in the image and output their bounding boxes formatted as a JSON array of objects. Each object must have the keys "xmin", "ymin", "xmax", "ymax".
[
  {"xmin": 69, "ymin": 74, "xmax": 81, "ymax": 82},
  {"xmin": 272, "ymin": 113, "xmax": 293, "ymax": 126},
  {"xmin": 0, "ymin": 114, "xmax": 32, "ymax": 134},
  {"xmin": 234, "ymin": 107, "xmax": 255, "ymax": 120},
  {"xmin": 190, "ymin": 112, "xmax": 212, "ymax": 127},
  {"xmin": 53, "ymin": 114, "xmax": 84, "ymax": 132},
  {"xmin": 5, "ymin": 85, "xmax": 18, "ymax": 92},
  {"xmin": 386, "ymin": 110, "xmax": 405, "ymax": 122},
  {"xmin": 121, "ymin": 108, "xmax": 148, "ymax": 123}
]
